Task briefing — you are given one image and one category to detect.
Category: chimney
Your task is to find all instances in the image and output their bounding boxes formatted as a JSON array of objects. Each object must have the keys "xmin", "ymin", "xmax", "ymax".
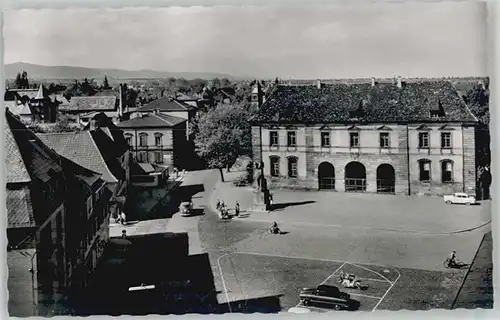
[
  {"xmin": 371, "ymin": 77, "xmax": 376, "ymax": 87},
  {"xmin": 119, "ymin": 84, "xmax": 124, "ymax": 117},
  {"xmin": 316, "ymin": 79, "xmax": 322, "ymax": 89},
  {"xmin": 89, "ymin": 119, "xmax": 96, "ymax": 131},
  {"xmin": 397, "ymin": 76, "xmax": 402, "ymax": 89}
]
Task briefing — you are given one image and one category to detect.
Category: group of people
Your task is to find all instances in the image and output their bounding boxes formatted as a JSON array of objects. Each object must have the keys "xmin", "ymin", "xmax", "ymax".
[
  {"xmin": 115, "ymin": 212, "xmax": 127, "ymax": 225},
  {"xmin": 216, "ymin": 199, "xmax": 240, "ymax": 219}
]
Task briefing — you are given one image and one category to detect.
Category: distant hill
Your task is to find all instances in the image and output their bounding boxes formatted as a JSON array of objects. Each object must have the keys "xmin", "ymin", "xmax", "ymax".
[{"xmin": 4, "ymin": 62, "xmax": 235, "ymax": 81}]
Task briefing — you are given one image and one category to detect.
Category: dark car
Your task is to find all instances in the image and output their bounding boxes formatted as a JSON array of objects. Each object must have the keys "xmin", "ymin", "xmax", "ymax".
[{"xmin": 299, "ymin": 285, "xmax": 359, "ymax": 311}]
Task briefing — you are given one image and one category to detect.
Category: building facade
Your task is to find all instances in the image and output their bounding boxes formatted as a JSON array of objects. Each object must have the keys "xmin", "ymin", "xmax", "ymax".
[
  {"xmin": 5, "ymin": 110, "xmax": 111, "ymax": 316},
  {"xmin": 118, "ymin": 112, "xmax": 187, "ymax": 169},
  {"xmin": 251, "ymin": 79, "xmax": 478, "ymax": 196}
]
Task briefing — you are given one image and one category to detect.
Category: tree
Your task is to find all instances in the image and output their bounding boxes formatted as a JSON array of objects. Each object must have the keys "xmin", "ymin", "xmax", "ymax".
[
  {"xmin": 21, "ymin": 71, "xmax": 29, "ymax": 89},
  {"xmin": 192, "ymin": 103, "xmax": 254, "ymax": 182},
  {"xmin": 14, "ymin": 73, "xmax": 22, "ymax": 88},
  {"xmin": 103, "ymin": 76, "xmax": 111, "ymax": 89}
]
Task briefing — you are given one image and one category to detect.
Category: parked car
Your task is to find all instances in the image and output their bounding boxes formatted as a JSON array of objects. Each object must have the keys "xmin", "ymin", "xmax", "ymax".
[
  {"xmin": 443, "ymin": 193, "xmax": 476, "ymax": 205},
  {"xmin": 179, "ymin": 201, "xmax": 193, "ymax": 217},
  {"xmin": 299, "ymin": 285, "xmax": 358, "ymax": 310}
]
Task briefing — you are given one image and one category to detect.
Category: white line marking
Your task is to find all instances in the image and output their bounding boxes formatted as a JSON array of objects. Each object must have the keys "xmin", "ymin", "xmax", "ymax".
[
  {"xmin": 372, "ymin": 269, "xmax": 401, "ymax": 311},
  {"xmin": 349, "ymin": 262, "xmax": 393, "ymax": 284},
  {"xmin": 216, "ymin": 253, "xmax": 232, "ymax": 313},
  {"xmin": 348, "ymin": 292, "xmax": 383, "ymax": 300},
  {"xmin": 357, "ymin": 278, "xmax": 389, "ymax": 283},
  {"xmin": 320, "ymin": 262, "xmax": 347, "ymax": 285}
]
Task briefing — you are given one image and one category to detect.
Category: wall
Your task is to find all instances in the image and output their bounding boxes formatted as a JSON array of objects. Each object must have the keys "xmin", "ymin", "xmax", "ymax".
[
  {"xmin": 7, "ymin": 248, "xmax": 38, "ymax": 317},
  {"xmin": 254, "ymin": 123, "xmax": 475, "ymax": 196},
  {"xmin": 122, "ymin": 127, "xmax": 174, "ymax": 166}
]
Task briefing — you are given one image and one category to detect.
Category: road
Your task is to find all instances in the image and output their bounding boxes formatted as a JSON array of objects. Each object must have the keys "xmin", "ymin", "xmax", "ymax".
[{"xmin": 177, "ymin": 170, "xmax": 491, "ymax": 312}]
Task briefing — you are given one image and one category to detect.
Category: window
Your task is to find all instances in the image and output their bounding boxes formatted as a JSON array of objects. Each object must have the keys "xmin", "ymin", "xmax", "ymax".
[
  {"xmin": 139, "ymin": 133, "xmax": 148, "ymax": 146},
  {"xmin": 270, "ymin": 131, "xmax": 279, "ymax": 147},
  {"xmin": 379, "ymin": 132, "xmax": 390, "ymax": 148},
  {"xmin": 441, "ymin": 132, "xmax": 451, "ymax": 149},
  {"xmin": 270, "ymin": 157, "xmax": 280, "ymax": 177},
  {"xmin": 138, "ymin": 151, "xmax": 148, "ymax": 162},
  {"xmin": 419, "ymin": 160, "xmax": 431, "ymax": 181},
  {"xmin": 321, "ymin": 132, "xmax": 330, "ymax": 147},
  {"xmin": 349, "ymin": 132, "xmax": 359, "ymax": 147},
  {"xmin": 441, "ymin": 160, "xmax": 453, "ymax": 183},
  {"xmin": 287, "ymin": 131, "xmax": 296, "ymax": 147},
  {"xmin": 125, "ymin": 136, "xmax": 132, "ymax": 146},
  {"xmin": 155, "ymin": 151, "xmax": 163, "ymax": 163},
  {"xmin": 418, "ymin": 132, "xmax": 429, "ymax": 148},
  {"xmin": 155, "ymin": 135, "xmax": 162, "ymax": 146},
  {"xmin": 287, "ymin": 157, "xmax": 298, "ymax": 178}
]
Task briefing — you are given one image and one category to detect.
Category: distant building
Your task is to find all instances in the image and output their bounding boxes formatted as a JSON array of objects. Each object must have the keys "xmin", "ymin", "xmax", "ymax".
[
  {"xmin": 250, "ymin": 79, "xmax": 478, "ymax": 196},
  {"xmin": 5, "ymin": 110, "xmax": 110, "ymax": 316},
  {"xmin": 4, "ymin": 84, "xmax": 59, "ymax": 123},
  {"xmin": 60, "ymin": 96, "xmax": 119, "ymax": 126},
  {"xmin": 117, "ymin": 111, "xmax": 187, "ymax": 170}
]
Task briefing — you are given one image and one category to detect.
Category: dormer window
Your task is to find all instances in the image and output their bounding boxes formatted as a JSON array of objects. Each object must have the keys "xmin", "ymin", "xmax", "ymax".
[{"xmin": 430, "ymin": 100, "xmax": 446, "ymax": 119}]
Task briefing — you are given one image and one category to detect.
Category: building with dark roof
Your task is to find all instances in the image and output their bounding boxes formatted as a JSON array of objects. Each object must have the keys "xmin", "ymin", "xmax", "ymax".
[
  {"xmin": 60, "ymin": 96, "xmax": 119, "ymax": 126},
  {"xmin": 117, "ymin": 111, "xmax": 188, "ymax": 170},
  {"xmin": 5, "ymin": 110, "xmax": 112, "ymax": 316},
  {"xmin": 4, "ymin": 84, "xmax": 60, "ymax": 123},
  {"xmin": 250, "ymin": 79, "xmax": 478, "ymax": 196}
]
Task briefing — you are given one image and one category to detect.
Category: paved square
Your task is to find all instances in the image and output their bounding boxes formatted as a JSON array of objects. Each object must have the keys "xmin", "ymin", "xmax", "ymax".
[{"xmin": 216, "ymin": 252, "xmax": 466, "ymax": 312}]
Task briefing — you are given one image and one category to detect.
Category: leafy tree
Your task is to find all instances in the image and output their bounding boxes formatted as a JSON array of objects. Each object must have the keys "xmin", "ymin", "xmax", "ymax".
[
  {"xmin": 103, "ymin": 76, "xmax": 111, "ymax": 89},
  {"xmin": 21, "ymin": 71, "xmax": 29, "ymax": 89},
  {"xmin": 14, "ymin": 73, "xmax": 23, "ymax": 88},
  {"xmin": 81, "ymin": 78, "xmax": 98, "ymax": 96},
  {"xmin": 192, "ymin": 103, "xmax": 254, "ymax": 181}
]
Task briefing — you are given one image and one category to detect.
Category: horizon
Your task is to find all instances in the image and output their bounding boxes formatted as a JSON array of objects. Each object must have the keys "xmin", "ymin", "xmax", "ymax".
[{"xmin": 4, "ymin": 3, "xmax": 488, "ymax": 79}]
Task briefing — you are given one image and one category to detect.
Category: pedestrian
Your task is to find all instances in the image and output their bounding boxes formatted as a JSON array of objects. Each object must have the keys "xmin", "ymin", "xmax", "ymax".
[
  {"xmin": 235, "ymin": 202, "xmax": 240, "ymax": 216},
  {"xmin": 269, "ymin": 193, "xmax": 274, "ymax": 207},
  {"xmin": 216, "ymin": 199, "xmax": 221, "ymax": 211},
  {"xmin": 121, "ymin": 229, "xmax": 127, "ymax": 239},
  {"xmin": 120, "ymin": 212, "xmax": 127, "ymax": 225}
]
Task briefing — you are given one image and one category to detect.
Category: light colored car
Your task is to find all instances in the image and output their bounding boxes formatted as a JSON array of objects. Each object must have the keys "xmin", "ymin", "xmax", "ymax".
[
  {"xmin": 179, "ymin": 201, "xmax": 193, "ymax": 216},
  {"xmin": 443, "ymin": 193, "xmax": 476, "ymax": 205}
]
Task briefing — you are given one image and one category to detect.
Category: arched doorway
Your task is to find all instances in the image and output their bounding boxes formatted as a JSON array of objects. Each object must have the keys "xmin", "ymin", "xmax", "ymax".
[
  {"xmin": 318, "ymin": 162, "xmax": 335, "ymax": 190},
  {"xmin": 345, "ymin": 162, "xmax": 366, "ymax": 192},
  {"xmin": 376, "ymin": 164, "xmax": 395, "ymax": 194}
]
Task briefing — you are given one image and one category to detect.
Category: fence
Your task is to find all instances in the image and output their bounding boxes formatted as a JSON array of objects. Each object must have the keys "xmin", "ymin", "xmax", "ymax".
[
  {"xmin": 319, "ymin": 177, "xmax": 335, "ymax": 190},
  {"xmin": 344, "ymin": 178, "xmax": 366, "ymax": 192}
]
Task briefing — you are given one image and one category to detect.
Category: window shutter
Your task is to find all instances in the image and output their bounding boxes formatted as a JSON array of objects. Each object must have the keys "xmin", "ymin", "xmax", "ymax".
[{"xmin": 424, "ymin": 163, "xmax": 430, "ymax": 171}]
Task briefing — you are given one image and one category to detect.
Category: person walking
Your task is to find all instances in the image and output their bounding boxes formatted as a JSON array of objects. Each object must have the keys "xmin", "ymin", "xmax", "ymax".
[
  {"xmin": 120, "ymin": 212, "xmax": 127, "ymax": 225},
  {"xmin": 216, "ymin": 199, "xmax": 221, "ymax": 211},
  {"xmin": 235, "ymin": 202, "xmax": 240, "ymax": 217},
  {"xmin": 269, "ymin": 193, "xmax": 274, "ymax": 207}
]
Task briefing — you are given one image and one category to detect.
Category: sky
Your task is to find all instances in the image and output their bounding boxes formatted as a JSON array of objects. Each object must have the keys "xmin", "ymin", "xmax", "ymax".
[{"xmin": 3, "ymin": 1, "xmax": 488, "ymax": 79}]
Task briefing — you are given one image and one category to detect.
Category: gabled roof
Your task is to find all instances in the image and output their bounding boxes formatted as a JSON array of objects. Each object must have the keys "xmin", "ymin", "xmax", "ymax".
[
  {"xmin": 61, "ymin": 96, "xmax": 117, "ymax": 112},
  {"xmin": 5, "ymin": 110, "xmax": 65, "ymax": 228},
  {"xmin": 117, "ymin": 113, "xmax": 186, "ymax": 128},
  {"xmin": 137, "ymin": 96, "xmax": 194, "ymax": 112},
  {"xmin": 89, "ymin": 129, "xmax": 127, "ymax": 180},
  {"xmin": 254, "ymin": 81, "xmax": 478, "ymax": 124},
  {"xmin": 83, "ymin": 112, "xmax": 130, "ymax": 156},
  {"xmin": 37, "ymin": 131, "xmax": 118, "ymax": 183},
  {"xmin": 7, "ymin": 89, "xmax": 39, "ymax": 100}
]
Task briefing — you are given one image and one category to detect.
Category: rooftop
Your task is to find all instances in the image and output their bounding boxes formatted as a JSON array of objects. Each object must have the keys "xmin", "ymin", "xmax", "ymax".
[
  {"xmin": 137, "ymin": 97, "xmax": 194, "ymax": 112},
  {"xmin": 254, "ymin": 81, "xmax": 477, "ymax": 124},
  {"xmin": 37, "ymin": 131, "xmax": 118, "ymax": 183},
  {"xmin": 62, "ymin": 96, "xmax": 117, "ymax": 112},
  {"xmin": 117, "ymin": 113, "xmax": 186, "ymax": 128}
]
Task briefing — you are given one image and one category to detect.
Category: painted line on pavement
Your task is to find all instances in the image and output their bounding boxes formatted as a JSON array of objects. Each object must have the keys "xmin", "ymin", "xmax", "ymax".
[
  {"xmin": 320, "ymin": 262, "xmax": 347, "ymax": 285},
  {"xmin": 348, "ymin": 262, "xmax": 393, "ymax": 284},
  {"xmin": 216, "ymin": 252, "xmax": 233, "ymax": 313},
  {"xmin": 372, "ymin": 269, "xmax": 401, "ymax": 312}
]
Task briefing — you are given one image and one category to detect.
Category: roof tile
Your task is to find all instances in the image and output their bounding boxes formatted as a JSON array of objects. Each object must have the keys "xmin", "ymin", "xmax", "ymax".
[
  {"xmin": 62, "ymin": 96, "xmax": 117, "ymax": 112},
  {"xmin": 117, "ymin": 113, "xmax": 186, "ymax": 128}
]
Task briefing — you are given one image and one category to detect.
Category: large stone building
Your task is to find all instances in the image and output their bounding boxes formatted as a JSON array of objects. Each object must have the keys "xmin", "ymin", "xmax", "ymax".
[{"xmin": 250, "ymin": 79, "xmax": 478, "ymax": 196}]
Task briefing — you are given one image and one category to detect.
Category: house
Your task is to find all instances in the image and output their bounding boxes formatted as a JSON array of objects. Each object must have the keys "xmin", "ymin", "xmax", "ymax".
[
  {"xmin": 250, "ymin": 78, "xmax": 478, "ymax": 196},
  {"xmin": 60, "ymin": 96, "xmax": 119, "ymax": 126},
  {"xmin": 117, "ymin": 111, "xmax": 187, "ymax": 170},
  {"xmin": 5, "ymin": 110, "xmax": 110, "ymax": 316},
  {"xmin": 4, "ymin": 84, "xmax": 59, "ymax": 123},
  {"xmin": 37, "ymin": 130, "xmax": 127, "ymax": 220},
  {"xmin": 129, "ymin": 161, "xmax": 169, "ymax": 187}
]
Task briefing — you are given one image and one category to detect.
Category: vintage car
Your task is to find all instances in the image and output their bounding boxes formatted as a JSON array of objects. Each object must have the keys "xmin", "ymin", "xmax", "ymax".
[
  {"xmin": 299, "ymin": 284, "xmax": 358, "ymax": 311},
  {"xmin": 179, "ymin": 201, "xmax": 193, "ymax": 217},
  {"xmin": 443, "ymin": 193, "xmax": 476, "ymax": 205}
]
